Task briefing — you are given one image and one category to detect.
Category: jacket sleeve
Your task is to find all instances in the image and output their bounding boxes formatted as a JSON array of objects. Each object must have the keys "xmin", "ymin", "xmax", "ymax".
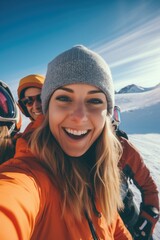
[
  {"xmin": 0, "ymin": 164, "xmax": 41, "ymax": 240},
  {"xmin": 119, "ymin": 137, "xmax": 159, "ymax": 233}
]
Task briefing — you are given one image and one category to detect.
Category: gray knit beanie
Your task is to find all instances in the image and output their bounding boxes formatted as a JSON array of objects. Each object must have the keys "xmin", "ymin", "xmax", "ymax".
[{"xmin": 42, "ymin": 45, "xmax": 114, "ymax": 115}]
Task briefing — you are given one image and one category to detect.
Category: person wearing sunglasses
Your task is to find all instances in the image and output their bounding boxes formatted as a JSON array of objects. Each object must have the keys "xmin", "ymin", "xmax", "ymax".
[
  {"xmin": 0, "ymin": 81, "xmax": 22, "ymax": 163},
  {"xmin": 17, "ymin": 74, "xmax": 45, "ymax": 121}
]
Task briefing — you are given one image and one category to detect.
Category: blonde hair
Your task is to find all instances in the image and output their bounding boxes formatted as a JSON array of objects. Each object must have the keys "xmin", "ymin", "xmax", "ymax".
[
  {"xmin": 0, "ymin": 126, "xmax": 15, "ymax": 164},
  {"xmin": 29, "ymin": 111, "xmax": 123, "ymax": 225}
]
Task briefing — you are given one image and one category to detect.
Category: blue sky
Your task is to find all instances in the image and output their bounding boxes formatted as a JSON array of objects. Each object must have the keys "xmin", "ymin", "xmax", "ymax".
[{"xmin": 1, "ymin": 0, "xmax": 160, "ymax": 95}]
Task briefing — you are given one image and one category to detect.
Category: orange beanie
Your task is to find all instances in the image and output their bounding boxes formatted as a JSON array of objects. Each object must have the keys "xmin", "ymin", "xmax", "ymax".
[{"xmin": 17, "ymin": 74, "xmax": 45, "ymax": 100}]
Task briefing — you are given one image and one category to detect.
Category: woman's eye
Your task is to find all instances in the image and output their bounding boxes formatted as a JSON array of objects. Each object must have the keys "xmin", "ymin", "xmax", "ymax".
[
  {"xmin": 88, "ymin": 98, "xmax": 103, "ymax": 104},
  {"xmin": 56, "ymin": 96, "xmax": 71, "ymax": 102}
]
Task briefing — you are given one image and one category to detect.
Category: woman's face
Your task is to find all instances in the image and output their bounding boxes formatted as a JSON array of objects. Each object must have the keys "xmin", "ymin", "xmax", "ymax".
[{"xmin": 49, "ymin": 84, "xmax": 108, "ymax": 157}]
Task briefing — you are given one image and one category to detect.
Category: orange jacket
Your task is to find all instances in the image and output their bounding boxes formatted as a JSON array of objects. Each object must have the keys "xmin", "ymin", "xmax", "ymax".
[{"xmin": 0, "ymin": 133, "xmax": 132, "ymax": 240}]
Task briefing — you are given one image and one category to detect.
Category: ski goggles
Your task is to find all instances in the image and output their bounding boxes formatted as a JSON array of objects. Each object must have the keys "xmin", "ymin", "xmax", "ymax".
[
  {"xmin": 112, "ymin": 105, "xmax": 121, "ymax": 129},
  {"xmin": 113, "ymin": 105, "xmax": 121, "ymax": 123},
  {"xmin": 20, "ymin": 94, "xmax": 41, "ymax": 107},
  {"xmin": 0, "ymin": 85, "xmax": 17, "ymax": 121}
]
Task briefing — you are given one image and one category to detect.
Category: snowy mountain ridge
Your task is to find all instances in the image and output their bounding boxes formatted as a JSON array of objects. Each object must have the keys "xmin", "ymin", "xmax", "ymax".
[
  {"xmin": 117, "ymin": 83, "xmax": 160, "ymax": 94},
  {"xmin": 115, "ymin": 83, "xmax": 160, "ymax": 113},
  {"xmin": 115, "ymin": 85, "xmax": 160, "ymax": 134}
]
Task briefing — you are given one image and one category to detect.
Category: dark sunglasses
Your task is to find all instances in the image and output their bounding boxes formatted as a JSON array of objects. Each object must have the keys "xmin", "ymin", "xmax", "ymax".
[{"xmin": 21, "ymin": 94, "xmax": 41, "ymax": 107}]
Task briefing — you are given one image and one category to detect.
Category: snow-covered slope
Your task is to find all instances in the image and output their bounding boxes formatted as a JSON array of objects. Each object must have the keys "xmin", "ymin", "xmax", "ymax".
[
  {"xmin": 116, "ymin": 84, "xmax": 160, "ymax": 111},
  {"xmin": 115, "ymin": 84, "xmax": 160, "ymax": 134}
]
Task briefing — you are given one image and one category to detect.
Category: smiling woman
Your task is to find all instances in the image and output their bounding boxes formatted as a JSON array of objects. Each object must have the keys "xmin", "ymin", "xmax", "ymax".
[
  {"xmin": 48, "ymin": 84, "xmax": 107, "ymax": 157},
  {"xmin": 0, "ymin": 45, "xmax": 132, "ymax": 239},
  {"xmin": 17, "ymin": 74, "xmax": 45, "ymax": 121}
]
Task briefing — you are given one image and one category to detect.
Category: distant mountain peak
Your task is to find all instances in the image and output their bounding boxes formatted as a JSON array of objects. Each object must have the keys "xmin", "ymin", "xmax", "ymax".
[{"xmin": 117, "ymin": 83, "xmax": 159, "ymax": 94}]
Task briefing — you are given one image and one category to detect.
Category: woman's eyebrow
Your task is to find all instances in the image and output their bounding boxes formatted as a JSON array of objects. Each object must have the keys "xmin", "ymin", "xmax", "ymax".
[
  {"xmin": 88, "ymin": 90, "xmax": 104, "ymax": 94},
  {"xmin": 57, "ymin": 87, "xmax": 73, "ymax": 93},
  {"xmin": 57, "ymin": 87, "xmax": 104, "ymax": 94}
]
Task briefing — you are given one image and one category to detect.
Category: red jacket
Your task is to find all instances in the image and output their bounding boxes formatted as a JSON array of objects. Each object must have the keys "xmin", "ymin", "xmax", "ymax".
[{"xmin": 119, "ymin": 137, "xmax": 159, "ymax": 231}]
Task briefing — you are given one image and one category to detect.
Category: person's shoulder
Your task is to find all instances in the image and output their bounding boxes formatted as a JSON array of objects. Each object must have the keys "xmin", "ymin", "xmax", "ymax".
[
  {"xmin": 0, "ymin": 157, "xmax": 40, "ymax": 172},
  {"xmin": 118, "ymin": 135, "xmax": 137, "ymax": 150},
  {"xmin": 116, "ymin": 129, "xmax": 128, "ymax": 140},
  {"xmin": 118, "ymin": 135, "xmax": 142, "ymax": 165},
  {"xmin": 0, "ymin": 157, "xmax": 59, "ymax": 214},
  {"xmin": 15, "ymin": 115, "xmax": 45, "ymax": 158},
  {"xmin": 29, "ymin": 115, "xmax": 44, "ymax": 130},
  {"xmin": 120, "ymin": 136, "xmax": 141, "ymax": 155},
  {"xmin": 118, "ymin": 135, "xmax": 130, "ymax": 148},
  {"xmin": 22, "ymin": 114, "xmax": 44, "ymax": 135},
  {"xmin": 0, "ymin": 157, "xmax": 54, "ymax": 192}
]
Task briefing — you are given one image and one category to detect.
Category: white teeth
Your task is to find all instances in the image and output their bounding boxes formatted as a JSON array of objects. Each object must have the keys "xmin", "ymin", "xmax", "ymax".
[
  {"xmin": 65, "ymin": 128, "xmax": 88, "ymax": 136},
  {"xmin": 34, "ymin": 112, "xmax": 42, "ymax": 115}
]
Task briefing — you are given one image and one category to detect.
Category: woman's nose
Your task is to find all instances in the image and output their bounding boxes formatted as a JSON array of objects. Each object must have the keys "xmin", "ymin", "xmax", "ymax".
[{"xmin": 70, "ymin": 103, "xmax": 88, "ymax": 122}]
